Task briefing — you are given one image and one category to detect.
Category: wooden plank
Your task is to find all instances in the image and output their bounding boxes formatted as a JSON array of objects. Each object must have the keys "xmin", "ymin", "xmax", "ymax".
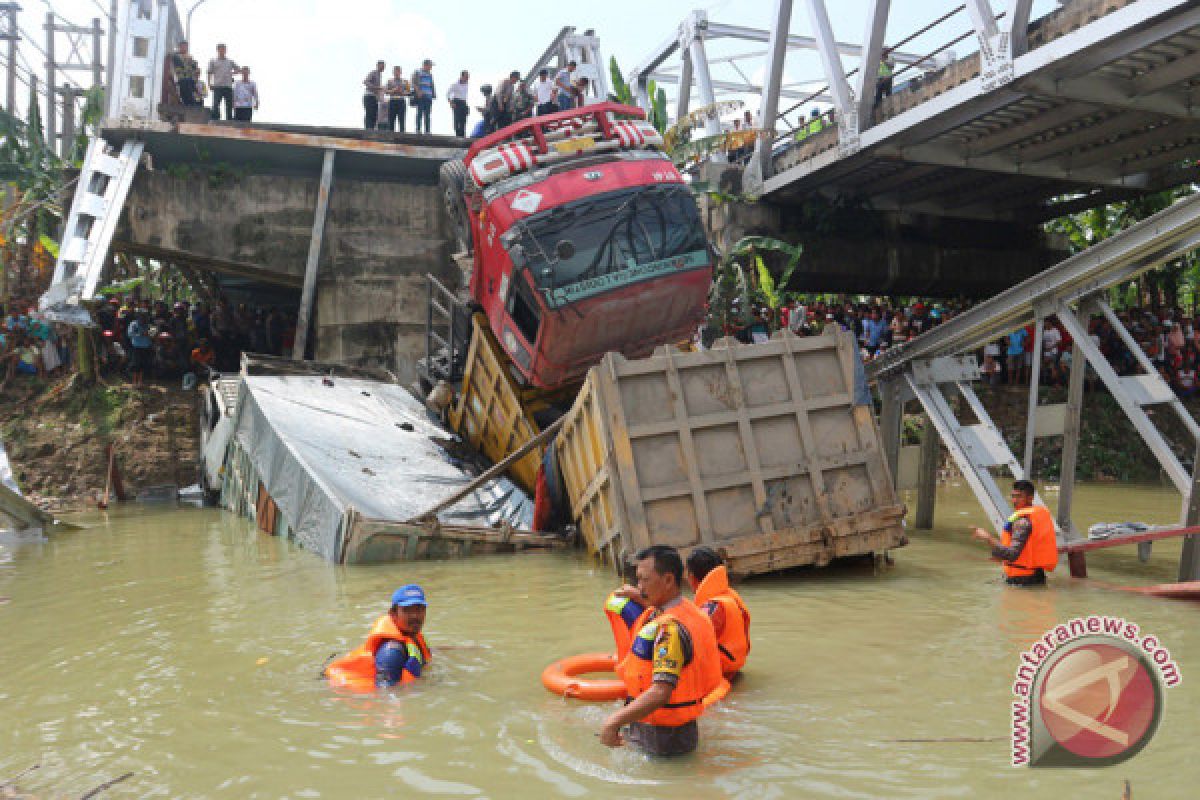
[{"xmin": 1059, "ymin": 525, "xmax": 1200, "ymax": 554}]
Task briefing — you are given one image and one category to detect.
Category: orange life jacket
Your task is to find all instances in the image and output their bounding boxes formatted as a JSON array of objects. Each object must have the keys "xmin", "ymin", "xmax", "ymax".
[
  {"xmin": 604, "ymin": 591, "xmax": 646, "ymax": 661},
  {"xmin": 1001, "ymin": 505, "xmax": 1058, "ymax": 578},
  {"xmin": 325, "ymin": 614, "xmax": 431, "ymax": 692},
  {"xmin": 616, "ymin": 598, "xmax": 723, "ymax": 727},
  {"xmin": 693, "ymin": 565, "xmax": 751, "ymax": 677}
]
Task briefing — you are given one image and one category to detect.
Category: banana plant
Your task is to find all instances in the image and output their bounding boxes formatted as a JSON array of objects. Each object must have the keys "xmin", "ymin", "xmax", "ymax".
[{"xmin": 707, "ymin": 235, "xmax": 804, "ymax": 336}]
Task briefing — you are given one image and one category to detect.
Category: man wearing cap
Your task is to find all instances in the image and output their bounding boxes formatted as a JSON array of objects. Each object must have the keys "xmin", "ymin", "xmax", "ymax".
[{"xmin": 373, "ymin": 584, "xmax": 432, "ymax": 686}]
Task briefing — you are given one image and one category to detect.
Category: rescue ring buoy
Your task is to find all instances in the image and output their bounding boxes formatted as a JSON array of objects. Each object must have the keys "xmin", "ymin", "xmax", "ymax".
[
  {"xmin": 541, "ymin": 652, "xmax": 625, "ymax": 701},
  {"xmin": 541, "ymin": 653, "xmax": 733, "ymax": 707}
]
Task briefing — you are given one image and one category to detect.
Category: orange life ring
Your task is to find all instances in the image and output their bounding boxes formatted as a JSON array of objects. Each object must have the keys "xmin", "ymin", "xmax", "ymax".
[{"xmin": 541, "ymin": 652, "xmax": 625, "ymax": 701}]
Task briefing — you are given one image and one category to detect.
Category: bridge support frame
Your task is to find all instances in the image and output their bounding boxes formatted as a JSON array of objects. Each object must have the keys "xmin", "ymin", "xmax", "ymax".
[{"xmin": 885, "ymin": 292, "xmax": 1200, "ymax": 581}]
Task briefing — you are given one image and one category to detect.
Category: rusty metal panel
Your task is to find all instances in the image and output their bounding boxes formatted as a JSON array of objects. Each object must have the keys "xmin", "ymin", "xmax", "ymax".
[{"xmin": 555, "ymin": 328, "xmax": 906, "ymax": 577}]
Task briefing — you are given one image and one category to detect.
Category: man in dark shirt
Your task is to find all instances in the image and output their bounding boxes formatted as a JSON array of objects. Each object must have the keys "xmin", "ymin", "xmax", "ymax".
[{"xmin": 971, "ymin": 480, "xmax": 1057, "ymax": 585}]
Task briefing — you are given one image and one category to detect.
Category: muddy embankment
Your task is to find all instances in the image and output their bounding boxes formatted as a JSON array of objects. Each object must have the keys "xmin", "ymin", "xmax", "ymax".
[{"xmin": 0, "ymin": 380, "xmax": 199, "ymax": 513}]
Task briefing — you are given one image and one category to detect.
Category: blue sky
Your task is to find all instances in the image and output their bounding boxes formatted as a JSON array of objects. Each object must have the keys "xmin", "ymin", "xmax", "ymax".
[{"xmin": 28, "ymin": 0, "xmax": 1060, "ymax": 135}]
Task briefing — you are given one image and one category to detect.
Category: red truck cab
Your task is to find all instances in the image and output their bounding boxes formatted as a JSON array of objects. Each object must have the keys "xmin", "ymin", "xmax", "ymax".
[{"xmin": 458, "ymin": 102, "xmax": 712, "ymax": 389}]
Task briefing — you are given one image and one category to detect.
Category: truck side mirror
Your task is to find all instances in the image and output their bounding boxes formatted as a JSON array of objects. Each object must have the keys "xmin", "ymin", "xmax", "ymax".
[
  {"xmin": 555, "ymin": 239, "xmax": 576, "ymax": 261},
  {"xmin": 510, "ymin": 244, "xmax": 527, "ymax": 268}
]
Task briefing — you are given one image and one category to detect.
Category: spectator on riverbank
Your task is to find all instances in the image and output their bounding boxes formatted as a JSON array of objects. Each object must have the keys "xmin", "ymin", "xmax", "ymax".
[
  {"xmin": 233, "ymin": 67, "xmax": 259, "ymax": 123},
  {"xmin": 207, "ymin": 44, "xmax": 239, "ymax": 120}
]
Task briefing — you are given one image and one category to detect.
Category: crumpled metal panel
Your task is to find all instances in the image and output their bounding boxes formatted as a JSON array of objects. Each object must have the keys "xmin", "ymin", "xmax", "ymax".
[{"xmin": 230, "ymin": 374, "xmax": 532, "ymax": 562}]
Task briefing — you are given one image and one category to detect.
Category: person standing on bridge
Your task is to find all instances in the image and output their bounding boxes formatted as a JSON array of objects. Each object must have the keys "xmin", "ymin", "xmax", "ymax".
[
  {"xmin": 207, "ymin": 44, "xmax": 239, "ymax": 120},
  {"xmin": 532, "ymin": 69, "xmax": 556, "ymax": 116},
  {"xmin": 412, "ymin": 59, "xmax": 437, "ymax": 134},
  {"xmin": 384, "ymin": 66, "xmax": 411, "ymax": 132},
  {"xmin": 875, "ymin": 50, "xmax": 894, "ymax": 107},
  {"xmin": 554, "ymin": 61, "xmax": 577, "ymax": 112},
  {"xmin": 971, "ymin": 480, "xmax": 1059, "ymax": 586},
  {"xmin": 447, "ymin": 70, "xmax": 470, "ymax": 138},
  {"xmin": 363, "ymin": 60, "xmax": 386, "ymax": 129},
  {"xmin": 232, "ymin": 67, "xmax": 259, "ymax": 123},
  {"xmin": 171, "ymin": 41, "xmax": 201, "ymax": 106}
]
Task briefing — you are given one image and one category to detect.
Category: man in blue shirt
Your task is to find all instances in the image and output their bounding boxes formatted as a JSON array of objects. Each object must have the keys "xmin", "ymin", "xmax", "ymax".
[{"xmin": 1007, "ymin": 328, "xmax": 1027, "ymax": 385}]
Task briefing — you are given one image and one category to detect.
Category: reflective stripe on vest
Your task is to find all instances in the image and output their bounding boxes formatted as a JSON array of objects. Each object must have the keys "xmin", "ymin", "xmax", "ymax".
[
  {"xmin": 1000, "ymin": 505, "xmax": 1058, "ymax": 577},
  {"xmin": 605, "ymin": 592, "xmax": 646, "ymax": 661}
]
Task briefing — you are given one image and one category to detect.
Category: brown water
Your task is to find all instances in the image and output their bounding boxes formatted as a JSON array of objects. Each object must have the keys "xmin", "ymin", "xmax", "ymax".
[{"xmin": 1, "ymin": 482, "xmax": 1197, "ymax": 798}]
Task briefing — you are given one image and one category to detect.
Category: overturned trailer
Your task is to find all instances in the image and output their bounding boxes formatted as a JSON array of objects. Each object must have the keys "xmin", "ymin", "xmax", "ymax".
[
  {"xmin": 208, "ymin": 357, "xmax": 562, "ymax": 564},
  {"xmin": 553, "ymin": 329, "xmax": 907, "ymax": 577}
]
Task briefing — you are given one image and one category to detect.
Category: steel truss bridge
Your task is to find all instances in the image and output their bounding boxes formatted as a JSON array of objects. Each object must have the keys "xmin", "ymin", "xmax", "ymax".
[{"xmin": 627, "ymin": 0, "xmax": 1200, "ymax": 223}]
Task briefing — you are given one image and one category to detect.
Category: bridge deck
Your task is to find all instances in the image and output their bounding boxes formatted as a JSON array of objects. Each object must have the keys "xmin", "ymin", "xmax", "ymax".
[{"xmin": 764, "ymin": 0, "xmax": 1200, "ymax": 222}]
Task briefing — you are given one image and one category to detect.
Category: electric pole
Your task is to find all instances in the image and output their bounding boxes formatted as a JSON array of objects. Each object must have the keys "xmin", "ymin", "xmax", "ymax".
[
  {"xmin": 43, "ymin": 13, "xmax": 106, "ymax": 157},
  {"xmin": 0, "ymin": 4, "xmax": 17, "ymax": 116}
]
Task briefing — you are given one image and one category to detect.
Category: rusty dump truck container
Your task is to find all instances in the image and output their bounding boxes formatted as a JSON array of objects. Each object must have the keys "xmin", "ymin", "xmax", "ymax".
[{"xmin": 554, "ymin": 329, "xmax": 907, "ymax": 577}]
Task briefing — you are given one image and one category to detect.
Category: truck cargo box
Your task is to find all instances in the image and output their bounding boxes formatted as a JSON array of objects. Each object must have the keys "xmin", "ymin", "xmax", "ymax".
[
  {"xmin": 448, "ymin": 314, "xmax": 580, "ymax": 494},
  {"xmin": 554, "ymin": 329, "xmax": 907, "ymax": 577}
]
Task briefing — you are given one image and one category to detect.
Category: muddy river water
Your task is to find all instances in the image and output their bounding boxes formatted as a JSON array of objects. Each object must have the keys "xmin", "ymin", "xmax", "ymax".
[{"xmin": 1, "ymin": 482, "xmax": 1197, "ymax": 798}]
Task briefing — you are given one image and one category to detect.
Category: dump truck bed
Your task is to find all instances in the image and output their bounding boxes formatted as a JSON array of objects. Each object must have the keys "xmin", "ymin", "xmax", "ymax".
[{"xmin": 554, "ymin": 329, "xmax": 907, "ymax": 577}]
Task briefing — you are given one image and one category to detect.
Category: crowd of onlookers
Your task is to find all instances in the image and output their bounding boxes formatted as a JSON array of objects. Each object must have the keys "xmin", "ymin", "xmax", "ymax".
[
  {"xmin": 93, "ymin": 295, "xmax": 298, "ymax": 386},
  {"xmin": 0, "ymin": 292, "xmax": 299, "ymax": 390},
  {"xmin": 168, "ymin": 41, "xmax": 260, "ymax": 122},
  {"xmin": 0, "ymin": 302, "xmax": 74, "ymax": 386},
  {"xmin": 714, "ymin": 297, "xmax": 1200, "ymax": 400},
  {"xmin": 361, "ymin": 59, "xmax": 599, "ymax": 137}
]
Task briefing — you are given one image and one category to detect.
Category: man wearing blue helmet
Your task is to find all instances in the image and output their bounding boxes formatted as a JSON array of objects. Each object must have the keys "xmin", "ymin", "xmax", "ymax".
[{"xmin": 373, "ymin": 584, "xmax": 431, "ymax": 687}]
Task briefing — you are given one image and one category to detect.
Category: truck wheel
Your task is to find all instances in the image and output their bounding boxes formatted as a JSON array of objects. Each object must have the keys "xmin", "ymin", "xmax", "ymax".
[{"xmin": 439, "ymin": 160, "xmax": 473, "ymax": 255}]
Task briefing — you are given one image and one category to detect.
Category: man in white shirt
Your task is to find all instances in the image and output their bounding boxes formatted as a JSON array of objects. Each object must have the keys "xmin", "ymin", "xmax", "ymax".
[
  {"xmin": 533, "ymin": 69, "xmax": 556, "ymax": 116},
  {"xmin": 207, "ymin": 44, "xmax": 239, "ymax": 120},
  {"xmin": 447, "ymin": 71, "xmax": 470, "ymax": 137},
  {"xmin": 232, "ymin": 67, "xmax": 259, "ymax": 123}
]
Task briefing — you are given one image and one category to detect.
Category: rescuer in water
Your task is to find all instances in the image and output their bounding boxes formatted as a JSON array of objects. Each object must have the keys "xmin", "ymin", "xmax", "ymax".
[
  {"xmin": 971, "ymin": 480, "xmax": 1059, "ymax": 586},
  {"xmin": 600, "ymin": 546, "xmax": 722, "ymax": 756},
  {"xmin": 685, "ymin": 547, "xmax": 751, "ymax": 679},
  {"xmin": 324, "ymin": 584, "xmax": 431, "ymax": 689}
]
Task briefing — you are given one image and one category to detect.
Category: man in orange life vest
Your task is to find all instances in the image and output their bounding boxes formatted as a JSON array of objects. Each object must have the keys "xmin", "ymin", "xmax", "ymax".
[
  {"xmin": 373, "ymin": 585, "xmax": 432, "ymax": 686},
  {"xmin": 971, "ymin": 480, "xmax": 1059, "ymax": 586},
  {"xmin": 685, "ymin": 547, "xmax": 750, "ymax": 678},
  {"xmin": 600, "ymin": 545, "xmax": 723, "ymax": 756}
]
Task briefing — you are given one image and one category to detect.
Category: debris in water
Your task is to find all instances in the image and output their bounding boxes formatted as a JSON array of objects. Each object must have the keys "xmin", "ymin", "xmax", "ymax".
[{"xmin": 79, "ymin": 771, "xmax": 133, "ymax": 799}]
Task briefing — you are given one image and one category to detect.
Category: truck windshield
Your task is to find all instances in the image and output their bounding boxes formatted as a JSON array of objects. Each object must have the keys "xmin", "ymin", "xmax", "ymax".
[{"xmin": 510, "ymin": 185, "xmax": 708, "ymax": 299}]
